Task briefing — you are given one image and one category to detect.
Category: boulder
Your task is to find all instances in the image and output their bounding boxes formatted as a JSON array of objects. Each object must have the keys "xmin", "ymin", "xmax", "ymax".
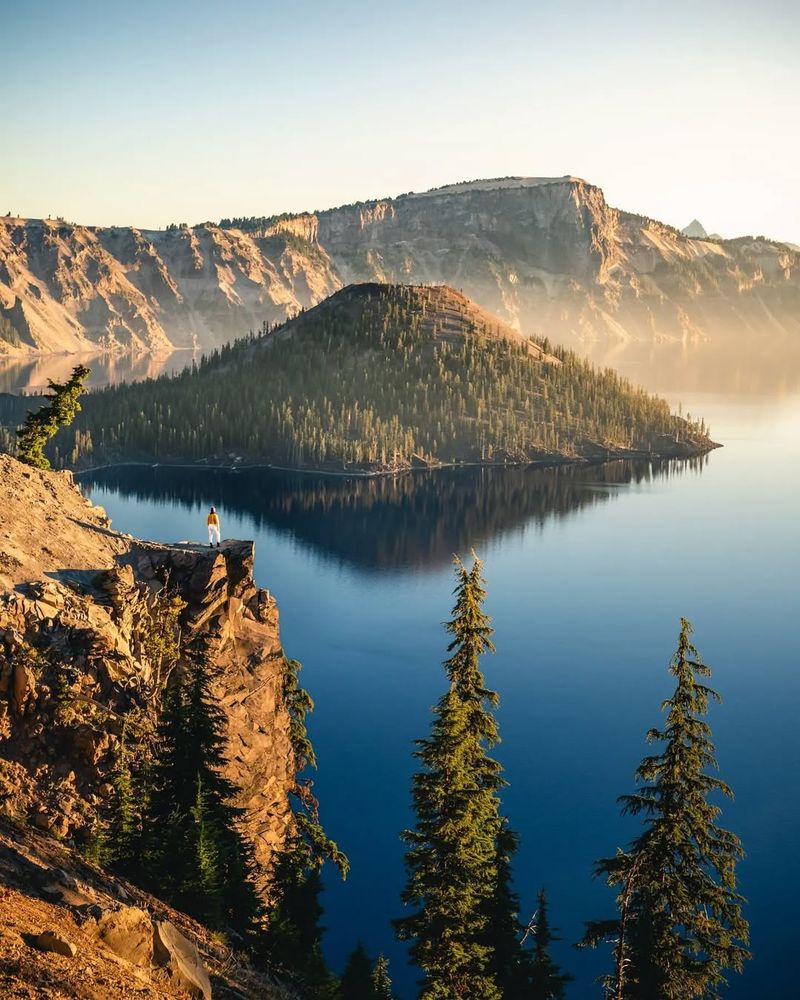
[
  {"xmin": 34, "ymin": 929, "xmax": 77, "ymax": 957},
  {"xmin": 153, "ymin": 919, "xmax": 212, "ymax": 999},
  {"xmin": 90, "ymin": 905, "xmax": 154, "ymax": 967}
]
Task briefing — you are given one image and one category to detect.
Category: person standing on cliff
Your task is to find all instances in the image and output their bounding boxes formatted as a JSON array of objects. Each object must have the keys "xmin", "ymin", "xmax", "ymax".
[{"xmin": 207, "ymin": 506, "xmax": 221, "ymax": 548}]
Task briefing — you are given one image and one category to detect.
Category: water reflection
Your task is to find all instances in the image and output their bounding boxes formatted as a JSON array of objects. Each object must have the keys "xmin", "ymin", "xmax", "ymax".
[
  {"xmin": 0, "ymin": 350, "xmax": 195, "ymax": 394},
  {"xmin": 81, "ymin": 458, "xmax": 709, "ymax": 573},
  {"xmin": 3, "ymin": 333, "xmax": 799, "ymax": 400},
  {"xmin": 559, "ymin": 334, "xmax": 800, "ymax": 396}
]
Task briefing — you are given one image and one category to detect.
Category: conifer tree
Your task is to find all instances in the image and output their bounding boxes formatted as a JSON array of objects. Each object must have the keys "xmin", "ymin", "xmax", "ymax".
[
  {"xmin": 145, "ymin": 673, "xmax": 191, "ymax": 893},
  {"xmin": 395, "ymin": 556, "xmax": 507, "ymax": 1000},
  {"xmin": 371, "ymin": 955, "xmax": 395, "ymax": 1000},
  {"xmin": 17, "ymin": 364, "xmax": 90, "ymax": 468},
  {"xmin": 341, "ymin": 943, "xmax": 378, "ymax": 1000},
  {"xmin": 146, "ymin": 653, "xmax": 260, "ymax": 937},
  {"xmin": 262, "ymin": 654, "xmax": 348, "ymax": 990},
  {"xmin": 583, "ymin": 619, "xmax": 749, "ymax": 999},
  {"xmin": 486, "ymin": 824, "xmax": 530, "ymax": 999},
  {"xmin": 526, "ymin": 888, "xmax": 572, "ymax": 1000},
  {"xmin": 107, "ymin": 718, "xmax": 152, "ymax": 868}
]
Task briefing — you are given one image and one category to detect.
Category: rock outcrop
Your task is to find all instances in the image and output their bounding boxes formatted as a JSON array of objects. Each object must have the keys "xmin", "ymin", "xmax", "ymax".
[
  {"xmin": 2, "ymin": 176, "xmax": 798, "ymax": 356},
  {"xmin": 0, "ymin": 454, "xmax": 295, "ymax": 878},
  {"xmin": 0, "ymin": 817, "xmax": 297, "ymax": 997}
]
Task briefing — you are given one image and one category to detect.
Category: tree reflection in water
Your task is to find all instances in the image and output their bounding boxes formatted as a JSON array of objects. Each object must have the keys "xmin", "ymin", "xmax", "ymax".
[{"xmin": 81, "ymin": 457, "xmax": 709, "ymax": 574}]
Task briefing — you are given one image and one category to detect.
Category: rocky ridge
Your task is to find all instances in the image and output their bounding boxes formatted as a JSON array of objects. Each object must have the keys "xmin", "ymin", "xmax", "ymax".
[
  {"xmin": 0, "ymin": 454, "xmax": 295, "ymax": 880},
  {"xmin": 2, "ymin": 176, "xmax": 798, "ymax": 355}
]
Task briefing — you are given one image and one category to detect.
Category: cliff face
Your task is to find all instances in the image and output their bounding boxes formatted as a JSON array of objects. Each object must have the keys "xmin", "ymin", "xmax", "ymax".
[
  {"xmin": 2, "ymin": 176, "xmax": 798, "ymax": 355},
  {"xmin": 0, "ymin": 455, "xmax": 294, "ymax": 877},
  {"xmin": 0, "ymin": 218, "xmax": 340, "ymax": 354}
]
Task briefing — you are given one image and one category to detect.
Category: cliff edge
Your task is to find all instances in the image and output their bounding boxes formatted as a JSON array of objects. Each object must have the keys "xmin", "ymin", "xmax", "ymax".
[{"xmin": 0, "ymin": 454, "xmax": 294, "ymax": 880}]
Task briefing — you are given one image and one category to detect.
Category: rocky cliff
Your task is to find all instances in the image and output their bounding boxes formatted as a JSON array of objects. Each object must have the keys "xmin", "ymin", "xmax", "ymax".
[
  {"xmin": 0, "ymin": 454, "xmax": 295, "ymax": 879},
  {"xmin": 2, "ymin": 176, "xmax": 798, "ymax": 355}
]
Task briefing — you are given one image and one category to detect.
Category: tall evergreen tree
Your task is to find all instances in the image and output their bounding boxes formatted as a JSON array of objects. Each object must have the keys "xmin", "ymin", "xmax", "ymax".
[
  {"xmin": 341, "ymin": 943, "xmax": 378, "ymax": 1000},
  {"xmin": 486, "ymin": 824, "xmax": 530, "ymax": 999},
  {"xmin": 106, "ymin": 717, "xmax": 152, "ymax": 868},
  {"xmin": 583, "ymin": 619, "xmax": 749, "ymax": 999},
  {"xmin": 16, "ymin": 364, "xmax": 90, "ymax": 468},
  {"xmin": 340, "ymin": 945, "xmax": 397, "ymax": 1000},
  {"xmin": 146, "ymin": 653, "xmax": 260, "ymax": 938},
  {"xmin": 395, "ymin": 556, "xmax": 508, "ymax": 1000},
  {"xmin": 371, "ymin": 955, "xmax": 395, "ymax": 1000},
  {"xmin": 526, "ymin": 888, "xmax": 572, "ymax": 1000},
  {"xmin": 262, "ymin": 654, "xmax": 347, "ymax": 992}
]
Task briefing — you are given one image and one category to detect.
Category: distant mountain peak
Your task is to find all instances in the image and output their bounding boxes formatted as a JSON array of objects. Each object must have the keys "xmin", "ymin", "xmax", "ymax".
[{"xmin": 681, "ymin": 219, "xmax": 708, "ymax": 239}]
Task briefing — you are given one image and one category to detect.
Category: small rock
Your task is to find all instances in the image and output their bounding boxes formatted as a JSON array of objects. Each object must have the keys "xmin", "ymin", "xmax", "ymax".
[
  {"xmin": 34, "ymin": 930, "xmax": 77, "ymax": 957},
  {"xmin": 33, "ymin": 811, "xmax": 53, "ymax": 831},
  {"xmin": 52, "ymin": 868, "xmax": 78, "ymax": 889},
  {"xmin": 77, "ymin": 902, "xmax": 105, "ymax": 921}
]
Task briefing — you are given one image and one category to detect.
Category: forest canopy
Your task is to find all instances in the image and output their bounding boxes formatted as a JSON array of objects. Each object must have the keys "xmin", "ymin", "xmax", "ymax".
[{"xmin": 46, "ymin": 284, "xmax": 712, "ymax": 473}]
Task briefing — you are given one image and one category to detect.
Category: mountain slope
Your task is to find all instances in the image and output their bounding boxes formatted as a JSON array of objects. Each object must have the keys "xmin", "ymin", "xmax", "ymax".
[
  {"xmin": 0, "ymin": 818, "xmax": 295, "ymax": 999},
  {"xmin": 52, "ymin": 284, "xmax": 714, "ymax": 474},
  {"xmin": 2, "ymin": 176, "xmax": 798, "ymax": 355}
]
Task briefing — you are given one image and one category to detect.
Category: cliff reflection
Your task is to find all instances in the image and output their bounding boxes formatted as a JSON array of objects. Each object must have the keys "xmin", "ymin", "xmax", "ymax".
[
  {"xmin": 81, "ymin": 459, "xmax": 708, "ymax": 573},
  {"xmin": 0, "ymin": 350, "xmax": 194, "ymax": 394}
]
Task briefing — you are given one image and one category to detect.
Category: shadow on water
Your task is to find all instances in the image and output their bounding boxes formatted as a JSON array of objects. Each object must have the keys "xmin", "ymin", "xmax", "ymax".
[{"xmin": 80, "ymin": 457, "xmax": 709, "ymax": 574}]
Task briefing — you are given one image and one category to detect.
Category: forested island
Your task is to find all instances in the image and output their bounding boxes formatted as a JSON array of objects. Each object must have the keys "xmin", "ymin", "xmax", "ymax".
[{"xmin": 40, "ymin": 284, "xmax": 715, "ymax": 475}]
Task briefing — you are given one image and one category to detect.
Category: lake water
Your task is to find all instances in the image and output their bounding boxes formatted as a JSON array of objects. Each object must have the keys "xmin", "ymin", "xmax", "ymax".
[
  {"xmin": 0, "ymin": 350, "xmax": 195, "ymax": 394},
  {"xmin": 75, "ymin": 344, "xmax": 799, "ymax": 998}
]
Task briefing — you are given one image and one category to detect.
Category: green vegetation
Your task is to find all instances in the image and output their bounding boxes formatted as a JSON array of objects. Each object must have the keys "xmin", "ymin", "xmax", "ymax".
[
  {"xmin": 395, "ymin": 556, "xmax": 506, "ymax": 999},
  {"xmin": 144, "ymin": 653, "xmax": 261, "ymax": 936},
  {"xmin": 93, "ymin": 590, "xmax": 350, "ymax": 988},
  {"xmin": 50, "ymin": 285, "xmax": 710, "ymax": 472},
  {"xmin": 582, "ymin": 619, "xmax": 749, "ymax": 998},
  {"xmin": 0, "ymin": 315, "xmax": 22, "ymax": 347},
  {"xmin": 527, "ymin": 889, "xmax": 572, "ymax": 999},
  {"xmin": 395, "ymin": 557, "xmax": 571, "ymax": 999},
  {"xmin": 340, "ymin": 944, "xmax": 397, "ymax": 1000},
  {"xmin": 17, "ymin": 364, "xmax": 90, "ymax": 469},
  {"xmin": 260, "ymin": 653, "xmax": 348, "ymax": 992}
]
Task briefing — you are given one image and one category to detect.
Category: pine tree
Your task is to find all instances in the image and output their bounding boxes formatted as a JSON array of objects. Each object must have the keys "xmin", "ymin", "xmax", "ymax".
[
  {"xmin": 107, "ymin": 718, "xmax": 152, "ymax": 868},
  {"xmin": 526, "ymin": 889, "xmax": 572, "ymax": 999},
  {"xmin": 341, "ymin": 943, "xmax": 378, "ymax": 1000},
  {"xmin": 395, "ymin": 556, "xmax": 507, "ymax": 1000},
  {"xmin": 16, "ymin": 364, "xmax": 90, "ymax": 468},
  {"xmin": 583, "ymin": 618, "xmax": 749, "ymax": 999},
  {"xmin": 145, "ymin": 672, "xmax": 192, "ymax": 895},
  {"xmin": 146, "ymin": 653, "xmax": 261, "ymax": 937},
  {"xmin": 371, "ymin": 955, "xmax": 395, "ymax": 1000},
  {"xmin": 262, "ymin": 654, "xmax": 348, "ymax": 988},
  {"xmin": 486, "ymin": 824, "xmax": 529, "ymax": 998}
]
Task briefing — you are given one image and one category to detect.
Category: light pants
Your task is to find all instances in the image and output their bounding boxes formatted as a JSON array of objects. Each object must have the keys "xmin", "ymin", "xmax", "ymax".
[{"xmin": 208, "ymin": 525, "xmax": 221, "ymax": 545}]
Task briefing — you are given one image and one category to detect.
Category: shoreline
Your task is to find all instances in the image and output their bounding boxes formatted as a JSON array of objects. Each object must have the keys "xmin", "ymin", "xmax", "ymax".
[{"xmin": 72, "ymin": 442, "xmax": 720, "ymax": 482}]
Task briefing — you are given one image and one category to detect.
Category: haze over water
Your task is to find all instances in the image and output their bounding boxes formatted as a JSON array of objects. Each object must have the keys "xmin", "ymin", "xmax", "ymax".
[{"xmin": 78, "ymin": 342, "xmax": 799, "ymax": 999}]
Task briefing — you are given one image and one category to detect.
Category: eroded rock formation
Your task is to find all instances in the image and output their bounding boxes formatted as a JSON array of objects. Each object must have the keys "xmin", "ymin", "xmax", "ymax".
[{"xmin": 0, "ymin": 454, "xmax": 294, "ymax": 876}]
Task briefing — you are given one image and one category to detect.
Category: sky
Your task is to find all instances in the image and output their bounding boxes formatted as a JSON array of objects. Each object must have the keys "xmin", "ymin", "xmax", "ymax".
[{"xmin": 3, "ymin": 0, "xmax": 799, "ymax": 241}]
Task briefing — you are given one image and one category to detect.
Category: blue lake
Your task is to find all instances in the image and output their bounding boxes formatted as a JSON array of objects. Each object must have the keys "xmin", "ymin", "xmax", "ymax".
[{"xmin": 79, "ymin": 367, "xmax": 799, "ymax": 998}]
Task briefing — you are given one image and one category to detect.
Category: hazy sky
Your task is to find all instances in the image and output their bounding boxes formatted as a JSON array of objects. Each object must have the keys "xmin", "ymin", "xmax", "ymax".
[{"xmin": 4, "ymin": 0, "xmax": 799, "ymax": 241}]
